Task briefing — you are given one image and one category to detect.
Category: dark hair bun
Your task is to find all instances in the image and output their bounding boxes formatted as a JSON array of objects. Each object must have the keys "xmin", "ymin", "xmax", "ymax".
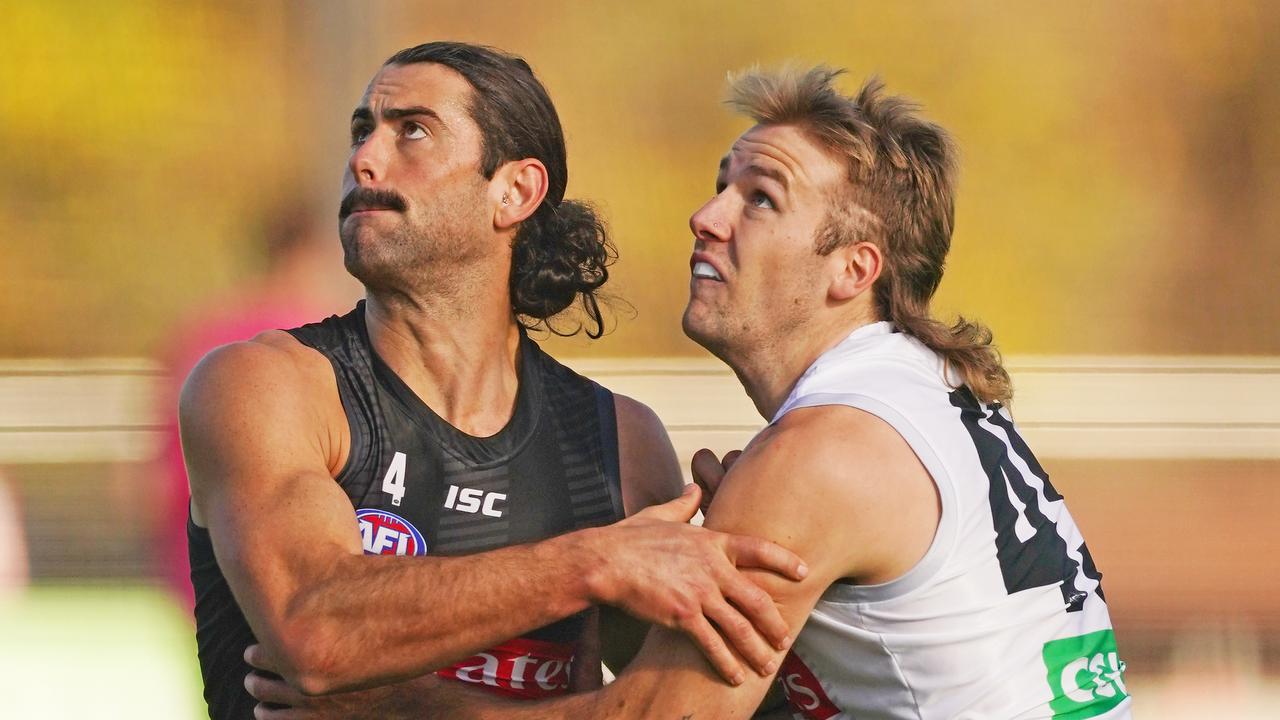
[{"xmin": 510, "ymin": 200, "xmax": 615, "ymax": 338}]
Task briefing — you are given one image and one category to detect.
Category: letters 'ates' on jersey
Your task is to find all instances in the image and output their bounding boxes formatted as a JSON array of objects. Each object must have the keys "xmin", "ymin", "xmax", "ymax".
[
  {"xmin": 772, "ymin": 322, "xmax": 1131, "ymax": 720},
  {"xmin": 188, "ymin": 303, "xmax": 622, "ymax": 719}
]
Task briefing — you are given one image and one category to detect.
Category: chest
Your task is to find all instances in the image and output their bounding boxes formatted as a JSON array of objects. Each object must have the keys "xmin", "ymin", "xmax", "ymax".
[
  {"xmin": 356, "ymin": 412, "xmax": 584, "ymax": 556},
  {"xmin": 341, "ymin": 389, "xmax": 620, "ymax": 558}
]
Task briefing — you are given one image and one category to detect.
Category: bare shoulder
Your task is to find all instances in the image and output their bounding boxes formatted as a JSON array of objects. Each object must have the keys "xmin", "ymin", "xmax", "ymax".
[
  {"xmin": 612, "ymin": 393, "xmax": 684, "ymax": 514},
  {"xmin": 763, "ymin": 404, "xmax": 924, "ymax": 487},
  {"xmin": 180, "ymin": 331, "xmax": 346, "ymax": 520},
  {"xmin": 612, "ymin": 393, "xmax": 666, "ymax": 443},
  {"xmin": 709, "ymin": 404, "xmax": 939, "ymax": 586},
  {"xmin": 180, "ymin": 330, "xmax": 334, "ymax": 415}
]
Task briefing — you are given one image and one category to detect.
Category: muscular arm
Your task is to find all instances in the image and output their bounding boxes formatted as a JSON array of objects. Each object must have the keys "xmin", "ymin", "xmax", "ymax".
[
  {"xmin": 184, "ymin": 338, "xmax": 609, "ymax": 694},
  {"xmin": 186, "ymin": 338, "xmax": 805, "ymax": 696},
  {"xmin": 615, "ymin": 393, "xmax": 686, "ymax": 516},
  {"xmin": 419, "ymin": 404, "xmax": 941, "ymax": 719},
  {"xmin": 599, "ymin": 394, "xmax": 686, "ymax": 675}
]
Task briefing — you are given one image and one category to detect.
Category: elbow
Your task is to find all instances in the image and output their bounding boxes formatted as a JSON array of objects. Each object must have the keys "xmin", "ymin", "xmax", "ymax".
[
  {"xmin": 262, "ymin": 577, "xmax": 429, "ymax": 695},
  {"xmin": 266, "ymin": 614, "xmax": 351, "ymax": 696},
  {"xmin": 292, "ymin": 672, "xmax": 342, "ymax": 698},
  {"xmin": 287, "ymin": 655, "xmax": 341, "ymax": 698}
]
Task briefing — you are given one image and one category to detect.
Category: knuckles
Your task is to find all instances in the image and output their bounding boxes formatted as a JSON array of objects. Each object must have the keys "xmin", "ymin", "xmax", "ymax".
[
  {"xmin": 668, "ymin": 593, "xmax": 701, "ymax": 627},
  {"xmin": 724, "ymin": 614, "xmax": 752, "ymax": 639},
  {"xmin": 740, "ymin": 586, "xmax": 769, "ymax": 608}
]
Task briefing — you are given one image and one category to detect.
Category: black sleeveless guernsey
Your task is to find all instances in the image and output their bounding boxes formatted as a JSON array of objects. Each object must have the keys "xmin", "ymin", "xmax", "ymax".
[{"xmin": 188, "ymin": 302, "xmax": 623, "ymax": 719}]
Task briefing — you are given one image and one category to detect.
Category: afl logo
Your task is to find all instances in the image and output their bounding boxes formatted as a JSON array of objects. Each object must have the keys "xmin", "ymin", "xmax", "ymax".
[{"xmin": 356, "ymin": 508, "xmax": 427, "ymax": 556}]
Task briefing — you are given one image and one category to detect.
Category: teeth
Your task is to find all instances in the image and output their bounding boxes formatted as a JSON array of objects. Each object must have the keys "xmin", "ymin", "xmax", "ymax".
[{"xmin": 692, "ymin": 261, "xmax": 722, "ymax": 280}]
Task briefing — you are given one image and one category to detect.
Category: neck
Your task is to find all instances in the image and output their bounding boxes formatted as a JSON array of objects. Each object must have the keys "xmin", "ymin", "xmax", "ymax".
[
  {"xmin": 364, "ymin": 283, "xmax": 522, "ymax": 437},
  {"xmin": 728, "ymin": 310, "xmax": 880, "ymax": 421}
]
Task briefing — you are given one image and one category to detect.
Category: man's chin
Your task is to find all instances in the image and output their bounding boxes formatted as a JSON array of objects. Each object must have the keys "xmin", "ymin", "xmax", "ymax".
[
  {"xmin": 343, "ymin": 247, "xmax": 406, "ymax": 291},
  {"xmin": 681, "ymin": 309, "xmax": 720, "ymax": 352}
]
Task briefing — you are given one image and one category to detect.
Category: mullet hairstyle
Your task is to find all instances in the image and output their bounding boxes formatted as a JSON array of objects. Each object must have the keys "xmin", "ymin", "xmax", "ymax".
[
  {"xmin": 727, "ymin": 66, "xmax": 1012, "ymax": 404},
  {"xmin": 385, "ymin": 42, "xmax": 615, "ymax": 338}
]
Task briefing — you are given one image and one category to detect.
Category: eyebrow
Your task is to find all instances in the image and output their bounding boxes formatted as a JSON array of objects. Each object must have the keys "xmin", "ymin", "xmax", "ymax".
[
  {"xmin": 717, "ymin": 155, "xmax": 791, "ymax": 191},
  {"xmin": 350, "ymin": 105, "xmax": 445, "ymax": 128},
  {"xmin": 742, "ymin": 163, "xmax": 790, "ymax": 191}
]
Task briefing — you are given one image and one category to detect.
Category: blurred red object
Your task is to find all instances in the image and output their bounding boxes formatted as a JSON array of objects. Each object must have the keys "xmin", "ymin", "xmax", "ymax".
[{"xmin": 152, "ymin": 202, "xmax": 359, "ymax": 613}]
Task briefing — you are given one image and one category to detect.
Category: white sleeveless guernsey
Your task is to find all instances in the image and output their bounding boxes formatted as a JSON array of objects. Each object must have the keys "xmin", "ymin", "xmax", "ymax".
[{"xmin": 771, "ymin": 322, "xmax": 1131, "ymax": 720}]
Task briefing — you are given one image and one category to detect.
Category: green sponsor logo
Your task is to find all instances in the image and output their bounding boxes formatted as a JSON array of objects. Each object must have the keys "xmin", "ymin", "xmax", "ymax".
[{"xmin": 1043, "ymin": 629, "xmax": 1128, "ymax": 719}]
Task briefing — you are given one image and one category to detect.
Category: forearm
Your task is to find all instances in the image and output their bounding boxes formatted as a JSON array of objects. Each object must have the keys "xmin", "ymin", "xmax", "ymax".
[{"xmin": 273, "ymin": 528, "xmax": 605, "ymax": 694}]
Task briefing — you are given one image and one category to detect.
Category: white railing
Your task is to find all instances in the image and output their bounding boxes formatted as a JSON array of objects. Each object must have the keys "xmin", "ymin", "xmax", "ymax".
[
  {"xmin": 1, "ymin": 356, "xmax": 1277, "ymax": 466},
  {"xmin": 0, "ymin": 359, "xmax": 164, "ymax": 464}
]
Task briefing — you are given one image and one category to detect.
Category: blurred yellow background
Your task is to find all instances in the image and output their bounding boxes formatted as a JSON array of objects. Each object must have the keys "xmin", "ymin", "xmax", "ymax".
[
  {"xmin": 4, "ymin": 0, "xmax": 1278, "ymax": 357},
  {"xmin": 1, "ymin": 1, "xmax": 1277, "ymax": 718}
]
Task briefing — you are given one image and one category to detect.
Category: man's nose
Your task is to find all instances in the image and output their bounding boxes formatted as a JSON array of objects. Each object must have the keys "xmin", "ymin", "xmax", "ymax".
[
  {"xmin": 689, "ymin": 197, "xmax": 731, "ymax": 244},
  {"xmin": 348, "ymin": 129, "xmax": 390, "ymax": 186}
]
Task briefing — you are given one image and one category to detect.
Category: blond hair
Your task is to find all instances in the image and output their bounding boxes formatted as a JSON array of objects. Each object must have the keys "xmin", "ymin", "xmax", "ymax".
[{"xmin": 727, "ymin": 66, "xmax": 1012, "ymax": 404}]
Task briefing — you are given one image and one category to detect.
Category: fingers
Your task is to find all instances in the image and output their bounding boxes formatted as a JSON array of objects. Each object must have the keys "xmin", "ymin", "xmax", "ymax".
[
  {"xmin": 632, "ymin": 483, "xmax": 700, "ymax": 523},
  {"xmin": 679, "ymin": 612, "xmax": 747, "ymax": 686},
  {"xmin": 719, "ymin": 568, "xmax": 792, "ymax": 652},
  {"xmin": 245, "ymin": 671, "xmax": 306, "ymax": 706},
  {"xmin": 726, "ymin": 534, "xmax": 808, "ymax": 581},
  {"xmin": 244, "ymin": 643, "xmax": 281, "ymax": 673},
  {"xmin": 722, "ymin": 449, "xmax": 742, "ymax": 470},
  {"xmin": 690, "ymin": 450, "xmax": 725, "ymax": 513},
  {"xmin": 691, "ymin": 448, "xmax": 724, "ymax": 486},
  {"xmin": 254, "ymin": 704, "xmax": 308, "ymax": 720},
  {"xmin": 702, "ymin": 594, "xmax": 780, "ymax": 676}
]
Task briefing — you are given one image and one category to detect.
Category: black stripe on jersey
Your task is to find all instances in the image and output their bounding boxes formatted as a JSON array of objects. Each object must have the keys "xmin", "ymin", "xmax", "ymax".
[
  {"xmin": 189, "ymin": 303, "xmax": 624, "ymax": 719},
  {"xmin": 950, "ymin": 387, "xmax": 1104, "ymax": 612}
]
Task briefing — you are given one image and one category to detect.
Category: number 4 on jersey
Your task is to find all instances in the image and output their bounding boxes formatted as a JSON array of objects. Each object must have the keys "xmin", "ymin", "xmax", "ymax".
[
  {"xmin": 950, "ymin": 388, "xmax": 1105, "ymax": 612},
  {"xmin": 381, "ymin": 451, "xmax": 407, "ymax": 506}
]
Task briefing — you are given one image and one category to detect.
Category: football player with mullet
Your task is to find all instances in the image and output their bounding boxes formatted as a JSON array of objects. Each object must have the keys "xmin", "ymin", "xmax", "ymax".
[
  {"xmin": 180, "ymin": 42, "xmax": 809, "ymax": 719},
  {"xmin": 248, "ymin": 66, "xmax": 1131, "ymax": 718}
]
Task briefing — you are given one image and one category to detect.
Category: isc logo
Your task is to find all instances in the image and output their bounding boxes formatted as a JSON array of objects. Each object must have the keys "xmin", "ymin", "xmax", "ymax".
[
  {"xmin": 356, "ymin": 508, "xmax": 426, "ymax": 556},
  {"xmin": 444, "ymin": 484, "xmax": 506, "ymax": 518}
]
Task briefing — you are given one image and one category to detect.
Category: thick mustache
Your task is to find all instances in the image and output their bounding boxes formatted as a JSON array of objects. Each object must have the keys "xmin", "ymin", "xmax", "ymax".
[{"xmin": 339, "ymin": 188, "xmax": 408, "ymax": 219}]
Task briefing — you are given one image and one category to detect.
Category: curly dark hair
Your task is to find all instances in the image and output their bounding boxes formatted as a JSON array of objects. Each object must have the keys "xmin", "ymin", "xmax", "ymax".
[{"xmin": 385, "ymin": 42, "xmax": 615, "ymax": 338}]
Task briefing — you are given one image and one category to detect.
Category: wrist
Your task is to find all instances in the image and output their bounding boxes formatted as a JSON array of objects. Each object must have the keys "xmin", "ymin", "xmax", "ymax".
[{"xmin": 538, "ymin": 528, "xmax": 605, "ymax": 613}]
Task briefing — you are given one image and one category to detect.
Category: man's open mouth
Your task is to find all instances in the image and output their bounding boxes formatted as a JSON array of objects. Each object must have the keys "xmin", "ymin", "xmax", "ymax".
[{"xmin": 692, "ymin": 261, "xmax": 723, "ymax": 281}]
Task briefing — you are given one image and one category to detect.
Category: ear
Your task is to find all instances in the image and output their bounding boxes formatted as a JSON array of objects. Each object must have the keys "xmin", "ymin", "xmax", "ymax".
[
  {"xmin": 492, "ymin": 159, "xmax": 550, "ymax": 231},
  {"xmin": 828, "ymin": 241, "xmax": 882, "ymax": 302}
]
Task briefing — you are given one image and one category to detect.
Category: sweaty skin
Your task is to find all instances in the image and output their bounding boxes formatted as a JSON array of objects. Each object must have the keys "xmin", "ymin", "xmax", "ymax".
[
  {"xmin": 240, "ymin": 122, "xmax": 941, "ymax": 720},
  {"xmin": 243, "ymin": 408, "xmax": 939, "ymax": 719},
  {"xmin": 182, "ymin": 59, "xmax": 806, "ymax": 702},
  {"xmin": 184, "ymin": 324, "xmax": 803, "ymax": 696}
]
